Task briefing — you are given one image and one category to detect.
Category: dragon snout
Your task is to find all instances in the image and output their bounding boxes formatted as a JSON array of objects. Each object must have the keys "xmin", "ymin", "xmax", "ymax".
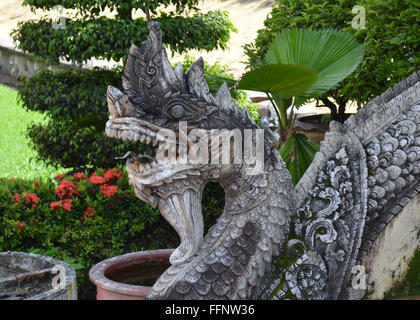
[{"xmin": 107, "ymin": 85, "xmax": 141, "ymax": 118}]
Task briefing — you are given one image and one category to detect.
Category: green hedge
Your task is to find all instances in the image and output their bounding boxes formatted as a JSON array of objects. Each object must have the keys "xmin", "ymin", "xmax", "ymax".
[
  {"xmin": 19, "ymin": 68, "xmax": 121, "ymax": 121},
  {"xmin": 12, "ymin": 12, "xmax": 236, "ymax": 64},
  {"xmin": 18, "ymin": 68, "xmax": 147, "ymax": 169},
  {"xmin": 25, "ymin": 121, "xmax": 145, "ymax": 169},
  {"xmin": 0, "ymin": 167, "xmax": 224, "ymax": 299}
]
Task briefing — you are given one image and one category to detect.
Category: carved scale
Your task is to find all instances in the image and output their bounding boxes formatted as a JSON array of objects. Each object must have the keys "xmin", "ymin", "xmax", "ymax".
[
  {"xmin": 104, "ymin": 21, "xmax": 420, "ymax": 299},
  {"xmin": 266, "ymin": 71, "xmax": 420, "ymax": 300}
]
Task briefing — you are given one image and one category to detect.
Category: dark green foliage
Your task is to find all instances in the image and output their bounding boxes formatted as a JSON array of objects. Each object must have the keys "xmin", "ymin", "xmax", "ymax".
[
  {"xmin": 12, "ymin": 12, "xmax": 235, "ymax": 64},
  {"xmin": 23, "ymin": 0, "xmax": 200, "ymax": 16},
  {"xmin": 18, "ymin": 68, "xmax": 147, "ymax": 169},
  {"xmin": 19, "ymin": 68, "xmax": 121, "ymax": 121},
  {"xmin": 0, "ymin": 168, "xmax": 225, "ymax": 299},
  {"xmin": 25, "ymin": 121, "xmax": 144, "ymax": 169},
  {"xmin": 202, "ymin": 181, "xmax": 225, "ymax": 234},
  {"xmin": 246, "ymin": 0, "xmax": 420, "ymax": 121}
]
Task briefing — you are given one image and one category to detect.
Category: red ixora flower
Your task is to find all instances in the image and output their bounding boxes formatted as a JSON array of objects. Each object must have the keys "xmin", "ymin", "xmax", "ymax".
[
  {"xmin": 11, "ymin": 193, "xmax": 21, "ymax": 203},
  {"xmin": 89, "ymin": 172, "xmax": 106, "ymax": 185},
  {"xmin": 25, "ymin": 193, "xmax": 39, "ymax": 205},
  {"xmin": 100, "ymin": 184, "xmax": 119, "ymax": 198},
  {"xmin": 62, "ymin": 198, "xmax": 73, "ymax": 212},
  {"xmin": 9, "ymin": 178, "xmax": 15, "ymax": 183},
  {"xmin": 17, "ymin": 221, "xmax": 26, "ymax": 230},
  {"xmin": 104, "ymin": 168, "xmax": 124, "ymax": 183},
  {"xmin": 54, "ymin": 174, "xmax": 64, "ymax": 181},
  {"xmin": 55, "ymin": 180, "xmax": 79, "ymax": 199},
  {"xmin": 74, "ymin": 172, "xmax": 87, "ymax": 182},
  {"xmin": 83, "ymin": 205, "xmax": 95, "ymax": 219},
  {"xmin": 49, "ymin": 201, "xmax": 61, "ymax": 211}
]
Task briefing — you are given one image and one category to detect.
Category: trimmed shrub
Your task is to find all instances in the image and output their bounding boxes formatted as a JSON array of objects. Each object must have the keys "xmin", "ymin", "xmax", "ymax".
[
  {"xmin": 12, "ymin": 12, "xmax": 236, "ymax": 65},
  {"xmin": 18, "ymin": 68, "xmax": 150, "ymax": 169},
  {"xmin": 13, "ymin": 0, "xmax": 236, "ymax": 65},
  {"xmin": 18, "ymin": 68, "xmax": 121, "ymax": 121}
]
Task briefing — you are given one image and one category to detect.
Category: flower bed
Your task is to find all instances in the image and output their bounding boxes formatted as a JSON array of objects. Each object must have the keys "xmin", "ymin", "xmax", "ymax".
[
  {"xmin": 0, "ymin": 166, "xmax": 224, "ymax": 299},
  {"xmin": 0, "ymin": 167, "xmax": 171, "ymax": 299}
]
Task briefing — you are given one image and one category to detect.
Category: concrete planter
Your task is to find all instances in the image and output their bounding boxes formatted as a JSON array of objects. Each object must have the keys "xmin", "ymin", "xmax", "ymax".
[
  {"xmin": 0, "ymin": 252, "xmax": 77, "ymax": 300},
  {"xmin": 89, "ymin": 249, "xmax": 173, "ymax": 300}
]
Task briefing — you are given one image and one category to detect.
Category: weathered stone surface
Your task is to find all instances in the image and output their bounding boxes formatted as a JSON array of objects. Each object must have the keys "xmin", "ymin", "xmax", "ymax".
[
  {"xmin": 104, "ymin": 20, "xmax": 420, "ymax": 300},
  {"xmin": 362, "ymin": 194, "xmax": 420, "ymax": 299},
  {"xmin": 0, "ymin": 252, "xmax": 77, "ymax": 300}
]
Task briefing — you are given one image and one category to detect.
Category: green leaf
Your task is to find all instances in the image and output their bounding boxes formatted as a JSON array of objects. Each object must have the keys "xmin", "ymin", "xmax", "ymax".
[
  {"xmin": 265, "ymin": 29, "xmax": 364, "ymax": 98},
  {"xmin": 280, "ymin": 132, "xmax": 320, "ymax": 186},
  {"xmin": 238, "ymin": 64, "xmax": 318, "ymax": 98},
  {"xmin": 203, "ymin": 74, "xmax": 238, "ymax": 92}
]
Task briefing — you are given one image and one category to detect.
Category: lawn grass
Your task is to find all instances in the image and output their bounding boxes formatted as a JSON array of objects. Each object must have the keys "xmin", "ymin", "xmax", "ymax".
[{"xmin": 0, "ymin": 84, "xmax": 66, "ymax": 180}]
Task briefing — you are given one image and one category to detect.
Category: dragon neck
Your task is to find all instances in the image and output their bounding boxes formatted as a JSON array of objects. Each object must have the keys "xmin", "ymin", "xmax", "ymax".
[{"xmin": 147, "ymin": 150, "xmax": 295, "ymax": 299}]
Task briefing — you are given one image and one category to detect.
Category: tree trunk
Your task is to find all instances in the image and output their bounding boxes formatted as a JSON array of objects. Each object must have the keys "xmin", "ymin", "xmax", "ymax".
[
  {"xmin": 321, "ymin": 97, "xmax": 338, "ymax": 120},
  {"xmin": 321, "ymin": 96, "xmax": 349, "ymax": 123}
]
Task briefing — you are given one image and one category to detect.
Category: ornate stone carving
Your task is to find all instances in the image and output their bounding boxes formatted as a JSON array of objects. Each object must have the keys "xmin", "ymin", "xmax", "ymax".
[
  {"xmin": 359, "ymin": 104, "xmax": 420, "ymax": 260},
  {"xmin": 268, "ymin": 138, "xmax": 367, "ymax": 300},
  {"xmin": 104, "ymin": 20, "xmax": 420, "ymax": 300}
]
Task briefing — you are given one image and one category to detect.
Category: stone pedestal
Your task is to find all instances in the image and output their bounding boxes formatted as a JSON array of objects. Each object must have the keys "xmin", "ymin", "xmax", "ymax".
[{"xmin": 0, "ymin": 252, "xmax": 77, "ymax": 300}]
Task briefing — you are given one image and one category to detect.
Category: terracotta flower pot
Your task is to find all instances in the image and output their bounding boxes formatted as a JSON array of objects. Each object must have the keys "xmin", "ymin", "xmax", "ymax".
[{"xmin": 89, "ymin": 249, "xmax": 173, "ymax": 300}]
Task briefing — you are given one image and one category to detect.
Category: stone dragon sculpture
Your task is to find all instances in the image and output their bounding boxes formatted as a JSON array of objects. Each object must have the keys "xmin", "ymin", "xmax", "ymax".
[{"xmin": 105, "ymin": 21, "xmax": 420, "ymax": 300}]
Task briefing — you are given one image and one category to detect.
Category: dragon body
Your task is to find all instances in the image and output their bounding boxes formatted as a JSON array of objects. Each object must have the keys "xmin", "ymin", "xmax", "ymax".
[{"xmin": 105, "ymin": 22, "xmax": 420, "ymax": 299}]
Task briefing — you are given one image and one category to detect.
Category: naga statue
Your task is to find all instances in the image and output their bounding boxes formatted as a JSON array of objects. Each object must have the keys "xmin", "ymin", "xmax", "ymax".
[{"xmin": 105, "ymin": 21, "xmax": 420, "ymax": 300}]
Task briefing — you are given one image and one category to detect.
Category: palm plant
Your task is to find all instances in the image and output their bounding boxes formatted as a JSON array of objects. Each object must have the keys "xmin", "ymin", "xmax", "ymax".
[{"xmin": 237, "ymin": 29, "xmax": 364, "ymax": 185}]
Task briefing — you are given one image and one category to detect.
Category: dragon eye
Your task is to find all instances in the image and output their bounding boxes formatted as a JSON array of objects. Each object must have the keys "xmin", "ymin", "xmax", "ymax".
[{"xmin": 171, "ymin": 104, "xmax": 185, "ymax": 118}]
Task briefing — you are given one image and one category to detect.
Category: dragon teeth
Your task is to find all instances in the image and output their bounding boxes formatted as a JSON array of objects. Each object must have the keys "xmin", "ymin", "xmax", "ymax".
[
  {"xmin": 122, "ymin": 131, "xmax": 132, "ymax": 141},
  {"xmin": 173, "ymin": 173, "xmax": 187, "ymax": 180}
]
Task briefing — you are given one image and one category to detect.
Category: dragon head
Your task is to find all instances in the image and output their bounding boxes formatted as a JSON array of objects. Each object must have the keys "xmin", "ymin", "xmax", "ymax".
[{"xmin": 105, "ymin": 21, "xmax": 268, "ymax": 265}]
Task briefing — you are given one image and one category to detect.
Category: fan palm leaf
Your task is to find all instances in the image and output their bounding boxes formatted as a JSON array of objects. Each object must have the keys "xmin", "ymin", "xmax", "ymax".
[
  {"xmin": 265, "ymin": 29, "xmax": 364, "ymax": 98},
  {"xmin": 238, "ymin": 64, "xmax": 318, "ymax": 98}
]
